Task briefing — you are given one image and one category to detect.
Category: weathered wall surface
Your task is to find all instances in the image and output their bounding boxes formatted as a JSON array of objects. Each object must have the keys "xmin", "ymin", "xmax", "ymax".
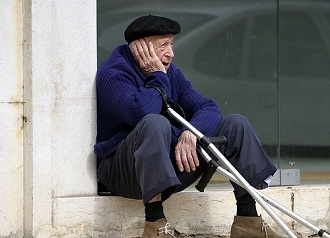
[
  {"xmin": 22, "ymin": 0, "xmax": 97, "ymax": 236},
  {"xmin": 0, "ymin": 0, "xmax": 24, "ymax": 236},
  {"xmin": 1, "ymin": 0, "xmax": 97, "ymax": 237}
]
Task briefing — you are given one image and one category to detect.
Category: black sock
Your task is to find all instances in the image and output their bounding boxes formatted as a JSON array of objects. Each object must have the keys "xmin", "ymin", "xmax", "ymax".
[
  {"xmin": 236, "ymin": 193, "xmax": 258, "ymax": 217},
  {"xmin": 145, "ymin": 201, "xmax": 165, "ymax": 222}
]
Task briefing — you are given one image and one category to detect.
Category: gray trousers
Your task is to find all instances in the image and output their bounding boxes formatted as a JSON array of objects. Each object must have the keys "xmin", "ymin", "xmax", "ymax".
[{"xmin": 97, "ymin": 114, "xmax": 277, "ymax": 204}]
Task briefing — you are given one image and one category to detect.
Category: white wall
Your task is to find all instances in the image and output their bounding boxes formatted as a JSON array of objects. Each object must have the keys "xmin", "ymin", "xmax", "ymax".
[
  {"xmin": 0, "ymin": 0, "xmax": 97, "ymax": 236},
  {"xmin": 24, "ymin": 0, "xmax": 97, "ymax": 236},
  {"xmin": 0, "ymin": 0, "xmax": 24, "ymax": 236},
  {"xmin": 50, "ymin": 1, "xmax": 97, "ymax": 197}
]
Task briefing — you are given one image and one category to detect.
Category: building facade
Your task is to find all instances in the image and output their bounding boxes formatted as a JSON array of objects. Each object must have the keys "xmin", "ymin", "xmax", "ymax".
[{"xmin": 0, "ymin": 0, "xmax": 329, "ymax": 237}]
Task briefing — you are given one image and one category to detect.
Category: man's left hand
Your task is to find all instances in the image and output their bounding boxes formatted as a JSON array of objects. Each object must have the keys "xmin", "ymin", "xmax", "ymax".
[{"xmin": 175, "ymin": 130, "xmax": 199, "ymax": 172}]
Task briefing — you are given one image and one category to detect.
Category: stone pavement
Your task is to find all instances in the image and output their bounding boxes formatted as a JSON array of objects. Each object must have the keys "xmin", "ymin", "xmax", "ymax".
[{"xmin": 179, "ymin": 235, "xmax": 227, "ymax": 237}]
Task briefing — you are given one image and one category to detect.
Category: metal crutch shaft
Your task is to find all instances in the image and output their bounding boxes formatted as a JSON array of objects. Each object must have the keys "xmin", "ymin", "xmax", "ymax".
[
  {"xmin": 198, "ymin": 146, "xmax": 330, "ymax": 238},
  {"xmin": 167, "ymin": 107, "xmax": 297, "ymax": 238}
]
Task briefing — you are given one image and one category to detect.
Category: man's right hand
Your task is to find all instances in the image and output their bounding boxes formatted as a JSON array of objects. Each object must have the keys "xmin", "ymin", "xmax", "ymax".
[{"xmin": 129, "ymin": 38, "xmax": 166, "ymax": 75}]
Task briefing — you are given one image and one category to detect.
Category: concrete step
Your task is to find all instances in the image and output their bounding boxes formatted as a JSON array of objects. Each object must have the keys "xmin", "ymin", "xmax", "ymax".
[{"xmin": 42, "ymin": 185, "xmax": 330, "ymax": 237}]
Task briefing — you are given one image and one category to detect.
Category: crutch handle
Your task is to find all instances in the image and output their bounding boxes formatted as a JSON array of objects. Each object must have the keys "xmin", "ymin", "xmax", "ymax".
[
  {"xmin": 195, "ymin": 136, "xmax": 227, "ymax": 192},
  {"xmin": 209, "ymin": 136, "xmax": 227, "ymax": 145},
  {"xmin": 195, "ymin": 165, "xmax": 216, "ymax": 192}
]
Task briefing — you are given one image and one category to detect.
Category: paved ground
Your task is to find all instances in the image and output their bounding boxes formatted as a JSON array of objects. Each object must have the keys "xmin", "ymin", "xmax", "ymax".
[
  {"xmin": 134, "ymin": 235, "xmax": 227, "ymax": 238},
  {"xmin": 135, "ymin": 231, "xmax": 317, "ymax": 237},
  {"xmin": 179, "ymin": 236, "xmax": 227, "ymax": 237},
  {"xmin": 177, "ymin": 233, "xmax": 315, "ymax": 237},
  {"xmin": 179, "ymin": 236, "xmax": 226, "ymax": 237}
]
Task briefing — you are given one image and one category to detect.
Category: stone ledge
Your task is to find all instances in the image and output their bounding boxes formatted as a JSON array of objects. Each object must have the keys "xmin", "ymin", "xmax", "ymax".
[{"xmin": 36, "ymin": 186, "xmax": 330, "ymax": 237}]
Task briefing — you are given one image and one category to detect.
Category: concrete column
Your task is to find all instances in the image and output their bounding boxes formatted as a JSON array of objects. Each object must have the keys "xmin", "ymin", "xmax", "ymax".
[
  {"xmin": 22, "ymin": 0, "xmax": 97, "ymax": 236},
  {"xmin": 0, "ymin": 0, "xmax": 24, "ymax": 236},
  {"xmin": 23, "ymin": 0, "xmax": 53, "ymax": 236}
]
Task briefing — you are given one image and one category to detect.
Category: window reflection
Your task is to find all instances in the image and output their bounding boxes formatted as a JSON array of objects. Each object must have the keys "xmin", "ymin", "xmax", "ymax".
[{"xmin": 97, "ymin": 0, "xmax": 330, "ymax": 183}]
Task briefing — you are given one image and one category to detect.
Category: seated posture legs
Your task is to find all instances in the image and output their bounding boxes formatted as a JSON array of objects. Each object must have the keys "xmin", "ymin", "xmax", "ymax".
[{"xmin": 98, "ymin": 114, "xmax": 283, "ymax": 238}]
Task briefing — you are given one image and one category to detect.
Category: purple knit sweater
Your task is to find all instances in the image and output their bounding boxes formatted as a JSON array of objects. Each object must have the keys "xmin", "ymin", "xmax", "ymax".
[{"xmin": 94, "ymin": 45, "xmax": 222, "ymax": 158}]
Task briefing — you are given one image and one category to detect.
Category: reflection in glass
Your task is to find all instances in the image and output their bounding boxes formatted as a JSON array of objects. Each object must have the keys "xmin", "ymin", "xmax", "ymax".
[{"xmin": 97, "ymin": 0, "xmax": 330, "ymax": 184}]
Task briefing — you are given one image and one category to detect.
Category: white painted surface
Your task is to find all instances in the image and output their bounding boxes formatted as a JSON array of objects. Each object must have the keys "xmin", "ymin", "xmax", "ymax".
[
  {"xmin": 0, "ymin": 0, "xmax": 23, "ymax": 236},
  {"xmin": 0, "ymin": 104, "xmax": 23, "ymax": 237},
  {"xmin": 50, "ymin": 0, "xmax": 97, "ymax": 197},
  {"xmin": 1, "ymin": 0, "xmax": 97, "ymax": 236}
]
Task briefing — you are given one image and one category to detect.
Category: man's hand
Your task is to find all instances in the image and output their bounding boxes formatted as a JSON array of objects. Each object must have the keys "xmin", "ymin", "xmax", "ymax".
[
  {"xmin": 175, "ymin": 130, "xmax": 199, "ymax": 172},
  {"xmin": 129, "ymin": 38, "xmax": 166, "ymax": 75}
]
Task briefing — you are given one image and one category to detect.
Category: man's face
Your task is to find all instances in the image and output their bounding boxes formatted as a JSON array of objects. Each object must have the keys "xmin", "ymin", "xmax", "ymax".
[{"xmin": 146, "ymin": 34, "xmax": 175, "ymax": 72}]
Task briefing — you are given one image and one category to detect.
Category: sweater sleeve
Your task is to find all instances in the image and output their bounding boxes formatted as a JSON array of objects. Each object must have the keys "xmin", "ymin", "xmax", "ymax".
[{"xmin": 168, "ymin": 66, "xmax": 223, "ymax": 137}]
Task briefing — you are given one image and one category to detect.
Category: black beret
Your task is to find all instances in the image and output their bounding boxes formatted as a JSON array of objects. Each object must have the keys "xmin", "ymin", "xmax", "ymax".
[{"xmin": 124, "ymin": 14, "xmax": 181, "ymax": 44}]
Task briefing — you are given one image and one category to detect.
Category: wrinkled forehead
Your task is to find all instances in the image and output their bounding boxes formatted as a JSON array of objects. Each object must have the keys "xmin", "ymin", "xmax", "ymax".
[{"xmin": 144, "ymin": 34, "xmax": 175, "ymax": 43}]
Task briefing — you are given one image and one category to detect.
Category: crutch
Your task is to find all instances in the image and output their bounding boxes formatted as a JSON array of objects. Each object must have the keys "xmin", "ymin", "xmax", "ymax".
[
  {"xmin": 197, "ymin": 147, "xmax": 330, "ymax": 238},
  {"xmin": 166, "ymin": 106, "xmax": 330, "ymax": 238}
]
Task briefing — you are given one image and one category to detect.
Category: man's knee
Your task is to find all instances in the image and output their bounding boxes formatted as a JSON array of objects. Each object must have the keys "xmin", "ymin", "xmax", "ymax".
[
  {"xmin": 223, "ymin": 114, "xmax": 250, "ymax": 127},
  {"xmin": 217, "ymin": 114, "xmax": 255, "ymax": 140},
  {"xmin": 139, "ymin": 114, "xmax": 171, "ymax": 136}
]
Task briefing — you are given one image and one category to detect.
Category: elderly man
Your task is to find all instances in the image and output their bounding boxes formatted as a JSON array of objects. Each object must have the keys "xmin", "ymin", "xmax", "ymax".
[{"xmin": 95, "ymin": 15, "xmax": 282, "ymax": 238}]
